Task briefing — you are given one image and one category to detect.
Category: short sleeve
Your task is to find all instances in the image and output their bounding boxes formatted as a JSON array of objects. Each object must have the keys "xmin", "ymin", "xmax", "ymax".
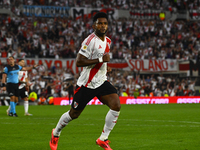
[
  {"xmin": 18, "ymin": 65, "xmax": 22, "ymax": 70},
  {"xmin": 79, "ymin": 38, "xmax": 94, "ymax": 58},
  {"xmin": 3, "ymin": 67, "xmax": 8, "ymax": 74}
]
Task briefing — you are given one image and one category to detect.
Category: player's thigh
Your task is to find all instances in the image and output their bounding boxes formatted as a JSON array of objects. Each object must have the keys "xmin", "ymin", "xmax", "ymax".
[
  {"xmin": 96, "ymin": 81, "xmax": 121, "ymax": 111},
  {"xmin": 100, "ymin": 93, "xmax": 121, "ymax": 111},
  {"xmin": 7, "ymin": 83, "xmax": 18, "ymax": 97},
  {"xmin": 13, "ymin": 84, "xmax": 19, "ymax": 97},
  {"xmin": 19, "ymin": 87, "xmax": 28, "ymax": 99},
  {"xmin": 72, "ymin": 86, "xmax": 96, "ymax": 110},
  {"xmin": 69, "ymin": 107, "xmax": 84, "ymax": 119},
  {"xmin": 6, "ymin": 83, "xmax": 12, "ymax": 95}
]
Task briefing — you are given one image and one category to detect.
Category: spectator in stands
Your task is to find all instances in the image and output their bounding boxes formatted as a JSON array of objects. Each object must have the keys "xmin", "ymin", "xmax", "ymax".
[{"xmin": 38, "ymin": 95, "xmax": 46, "ymax": 105}]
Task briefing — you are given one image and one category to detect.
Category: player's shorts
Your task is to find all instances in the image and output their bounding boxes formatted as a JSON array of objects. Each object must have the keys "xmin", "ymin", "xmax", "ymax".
[
  {"xmin": 71, "ymin": 81, "xmax": 117, "ymax": 110},
  {"xmin": 19, "ymin": 86, "xmax": 28, "ymax": 99},
  {"xmin": 6, "ymin": 83, "xmax": 19, "ymax": 97}
]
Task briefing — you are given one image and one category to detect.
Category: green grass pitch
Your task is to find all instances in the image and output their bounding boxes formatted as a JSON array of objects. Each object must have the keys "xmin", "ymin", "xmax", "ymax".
[{"xmin": 0, "ymin": 104, "xmax": 199, "ymax": 150}]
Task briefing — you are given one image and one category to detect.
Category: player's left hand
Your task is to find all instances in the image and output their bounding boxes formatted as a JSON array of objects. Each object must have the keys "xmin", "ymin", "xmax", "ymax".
[
  {"xmin": 33, "ymin": 64, "xmax": 39, "ymax": 68},
  {"xmin": 103, "ymin": 53, "xmax": 110, "ymax": 62}
]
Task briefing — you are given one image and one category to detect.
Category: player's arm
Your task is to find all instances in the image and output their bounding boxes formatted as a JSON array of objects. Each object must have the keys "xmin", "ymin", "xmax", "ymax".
[
  {"xmin": 25, "ymin": 77, "xmax": 30, "ymax": 86},
  {"xmin": 2, "ymin": 73, "xmax": 7, "ymax": 85},
  {"xmin": 21, "ymin": 64, "xmax": 39, "ymax": 71},
  {"xmin": 2, "ymin": 73, "xmax": 7, "ymax": 90},
  {"xmin": 76, "ymin": 53, "xmax": 110, "ymax": 67}
]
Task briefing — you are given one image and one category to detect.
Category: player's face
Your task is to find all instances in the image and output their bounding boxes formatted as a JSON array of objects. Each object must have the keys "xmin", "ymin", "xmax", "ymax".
[
  {"xmin": 94, "ymin": 18, "xmax": 108, "ymax": 37},
  {"xmin": 8, "ymin": 57, "xmax": 15, "ymax": 66},
  {"xmin": 19, "ymin": 60, "xmax": 25, "ymax": 67}
]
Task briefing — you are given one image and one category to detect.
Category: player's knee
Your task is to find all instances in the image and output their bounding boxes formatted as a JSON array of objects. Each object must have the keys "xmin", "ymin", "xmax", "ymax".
[
  {"xmin": 69, "ymin": 110, "xmax": 81, "ymax": 119},
  {"xmin": 111, "ymin": 102, "xmax": 121, "ymax": 111},
  {"xmin": 10, "ymin": 96, "xmax": 15, "ymax": 101},
  {"xmin": 115, "ymin": 103, "xmax": 121, "ymax": 111},
  {"xmin": 71, "ymin": 114, "xmax": 79, "ymax": 119}
]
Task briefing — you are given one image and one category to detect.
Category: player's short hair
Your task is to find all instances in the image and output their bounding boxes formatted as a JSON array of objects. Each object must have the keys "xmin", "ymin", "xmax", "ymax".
[
  {"xmin": 8, "ymin": 56, "xmax": 14, "ymax": 59},
  {"xmin": 93, "ymin": 12, "xmax": 108, "ymax": 23},
  {"xmin": 18, "ymin": 59, "xmax": 24, "ymax": 62}
]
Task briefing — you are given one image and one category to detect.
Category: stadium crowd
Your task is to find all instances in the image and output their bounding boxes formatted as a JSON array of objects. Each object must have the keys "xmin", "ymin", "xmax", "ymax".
[
  {"xmin": 1, "ymin": 15, "xmax": 200, "ymax": 60},
  {"xmin": 0, "ymin": 64, "xmax": 198, "ymax": 105},
  {"xmin": 0, "ymin": 0, "xmax": 200, "ymax": 104},
  {"xmin": 1, "ymin": 0, "xmax": 199, "ymax": 10},
  {"xmin": 1, "ymin": 7, "xmax": 200, "ymax": 60}
]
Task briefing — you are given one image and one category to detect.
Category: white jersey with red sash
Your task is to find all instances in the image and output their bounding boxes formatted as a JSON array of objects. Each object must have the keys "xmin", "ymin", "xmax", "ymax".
[
  {"xmin": 18, "ymin": 70, "xmax": 28, "ymax": 89},
  {"xmin": 77, "ymin": 32, "xmax": 111, "ymax": 89}
]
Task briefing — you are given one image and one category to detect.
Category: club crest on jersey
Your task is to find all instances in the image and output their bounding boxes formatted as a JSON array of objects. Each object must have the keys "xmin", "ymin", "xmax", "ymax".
[
  {"xmin": 74, "ymin": 101, "xmax": 79, "ymax": 108},
  {"xmin": 83, "ymin": 45, "xmax": 87, "ymax": 50}
]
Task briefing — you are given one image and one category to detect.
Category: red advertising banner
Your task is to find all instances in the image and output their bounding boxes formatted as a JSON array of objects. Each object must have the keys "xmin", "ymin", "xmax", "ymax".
[
  {"xmin": 0, "ymin": 58, "xmax": 191, "ymax": 73},
  {"xmin": 54, "ymin": 96, "xmax": 200, "ymax": 105},
  {"xmin": 126, "ymin": 59, "xmax": 177, "ymax": 72}
]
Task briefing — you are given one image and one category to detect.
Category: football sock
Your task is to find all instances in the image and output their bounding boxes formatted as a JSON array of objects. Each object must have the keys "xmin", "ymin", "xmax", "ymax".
[
  {"xmin": 7, "ymin": 105, "xmax": 11, "ymax": 113},
  {"xmin": 100, "ymin": 109, "xmax": 120, "ymax": 141},
  {"xmin": 10, "ymin": 102, "xmax": 16, "ymax": 114},
  {"xmin": 4, "ymin": 100, "xmax": 9, "ymax": 106},
  {"xmin": 13, "ymin": 102, "xmax": 17, "ymax": 114},
  {"xmin": 24, "ymin": 101, "xmax": 29, "ymax": 114},
  {"xmin": 53, "ymin": 111, "xmax": 72, "ymax": 136}
]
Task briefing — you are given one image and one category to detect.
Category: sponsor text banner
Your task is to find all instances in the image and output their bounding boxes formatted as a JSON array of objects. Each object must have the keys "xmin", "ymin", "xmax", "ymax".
[{"xmin": 54, "ymin": 96, "xmax": 200, "ymax": 105}]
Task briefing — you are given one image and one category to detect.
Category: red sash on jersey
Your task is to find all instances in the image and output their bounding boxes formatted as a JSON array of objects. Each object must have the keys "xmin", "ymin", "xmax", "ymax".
[
  {"xmin": 85, "ymin": 38, "xmax": 111, "ymax": 87},
  {"xmin": 19, "ymin": 72, "xmax": 26, "ymax": 86}
]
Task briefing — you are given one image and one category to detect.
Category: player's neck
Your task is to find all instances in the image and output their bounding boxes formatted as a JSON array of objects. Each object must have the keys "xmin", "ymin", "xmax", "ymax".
[{"xmin": 95, "ymin": 32, "xmax": 105, "ymax": 41}]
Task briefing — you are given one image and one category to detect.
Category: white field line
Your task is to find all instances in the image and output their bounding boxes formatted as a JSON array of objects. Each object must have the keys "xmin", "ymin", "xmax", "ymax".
[
  {"xmin": 0, "ymin": 118, "xmax": 199, "ymax": 127},
  {"xmin": 125, "ymin": 119, "xmax": 200, "ymax": 124}
]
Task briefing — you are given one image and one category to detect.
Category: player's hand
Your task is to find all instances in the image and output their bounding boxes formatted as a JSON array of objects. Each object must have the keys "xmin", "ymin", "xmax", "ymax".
[
  {"xmin": 26, "ymin": 82, "xmax": 31, "ymax": 86},
  {"xmin": 33, "ymin": 64, "xmax": 39, "ymax": 68},
  {"xmin": 103, "ymin": 53, "xmax": 110, "ymax": 62}
]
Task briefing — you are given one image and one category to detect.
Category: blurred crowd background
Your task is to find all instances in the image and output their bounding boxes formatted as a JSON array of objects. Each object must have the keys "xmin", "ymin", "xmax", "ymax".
[{"xmin": 1, "ymin": 0, "xmax": 200, "ymax": 104}]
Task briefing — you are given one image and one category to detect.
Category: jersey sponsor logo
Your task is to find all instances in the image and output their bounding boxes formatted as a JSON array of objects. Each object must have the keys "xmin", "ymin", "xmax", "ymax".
[
  {"xmin": 97, "ymin": 53, "xmax": 104, "ymax": 57},
  {"xmin": 98, "ymin": 45, "xmax": 102, "ymax": 49},
  {"xmin": 81, "ymin": 49, "xmax": 86, "ymax": 53}
]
